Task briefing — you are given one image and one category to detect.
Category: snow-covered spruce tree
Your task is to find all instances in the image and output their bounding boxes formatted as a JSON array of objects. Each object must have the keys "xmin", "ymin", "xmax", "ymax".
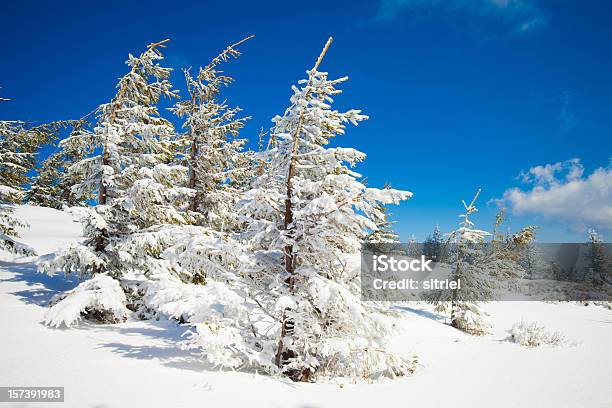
[
  {"xmin": 407, "ymin": 234, "xmax": 421, "ymax": 258},
  {"xmin": 518, "ymin": 240, "xmax": 545, "ymax": 279},
  {"xmin": 237, "ymin": 37, "xmax": 414, "ymax": 381},
  {"xmin": 171, "ymin": 36, "xmax": 253, "ymax": 233},
  {"xmin": 125, "ymin": 36, "xmax": 257, "ymax": 289},
  {"xmin": 423, "ymin": 225, "xmax": 444, "ymax": 262},
  {"xmin": 425, "ymin": 193, "xmax": 533, "ymax": 334},
  {"xmin": 40, "ymin": 39, "xmax": 180, "ymax": 279},
  {"xmin": 585, "ymin": 229, "xmax": 609, "ymax": 285},
  {"xmin": 27, "ymin": 117, "xmax": 95, "ymax": 208},
  {"xmin": 0, "ymin": 97, "xmax": 66, "ymax": 255},
  {"xmin": 41, "ymin": 40, "xmax": 257, "ymax": 327},
  {"xmin": 0, "ymin": 119, "xmax": 31, "ymax": 254},
  {"xmin": 425, "ymin": 190, "xmax": 495, "ymax": 335}
]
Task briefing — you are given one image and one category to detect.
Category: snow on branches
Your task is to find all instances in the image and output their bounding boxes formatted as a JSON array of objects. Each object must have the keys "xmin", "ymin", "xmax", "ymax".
[
  {"xmin": 34, "ymin": 37, "xmax": 416, "ymax": 383},
  {"xmin": 236, "ymin": 37, "xmax": 413, "ymax": 381},
  {"xmin": 425, "ymin": 190, "xmax": 535, "ymax": 335},
  {"xmin": 45, "ymin": 40, "xmax": 180, "ymax": 277},
  {"xmin": 171, "ymin": 35, "xmax": 253, "ymax": 230},
  {"xmin": 1, "ymin": 97, "xmax": 71, "ymax": 255},
  {"xmin": 44, "ymin": 274, "xmax": 129, "ymax": 327}
]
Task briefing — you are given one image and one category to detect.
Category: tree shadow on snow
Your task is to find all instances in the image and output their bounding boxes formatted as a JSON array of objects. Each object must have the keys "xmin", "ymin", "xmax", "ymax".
[
  {"xmin": 91, "ymin": 320, "xmax": 301, "ymax": 388},
  {"xmin": 393, "ymin": 304, "xmax": 447, "ymax": 323},
  {"xmin": 91, "ymin": 320, "xmax": 233, "ymax": 375},
  {"xmin": 0, "ymin": 260, "xmax": 79, "ymax": 306},
  {"xmin": 100, "ymin": 341, "xmax": 212, "ymax": 371}
]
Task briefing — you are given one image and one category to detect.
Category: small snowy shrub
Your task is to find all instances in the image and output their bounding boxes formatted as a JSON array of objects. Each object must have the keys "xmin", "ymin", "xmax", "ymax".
[
  {"xmin": 44, "ymin": 275, "xmax": 129, "ymax": 327},
  {"xmin": 450, "ymin": 302, "xmax": 491, "ymax": 336},
  {"xmin": 507, "ymin": 320, "xmax": 565, "ymax": 347}
]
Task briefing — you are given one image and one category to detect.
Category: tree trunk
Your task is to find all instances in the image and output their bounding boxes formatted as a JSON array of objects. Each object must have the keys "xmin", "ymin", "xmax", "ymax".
[
  {"xmin": 93, "ymin": 148, "xmax": 109, "ymax": 274},
  {"xmin": 274, "ymin": 37, "xmax": 333, "ymax": 382},
  {"xmin": 188, "ymin": 137, "xmax": 198, "ymax": 212}
]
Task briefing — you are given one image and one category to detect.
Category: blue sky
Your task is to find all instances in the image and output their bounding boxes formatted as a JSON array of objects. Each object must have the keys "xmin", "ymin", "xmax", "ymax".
[{"xmin": 1, "ymin": 0, "xmax": 611, "ymax": 242}]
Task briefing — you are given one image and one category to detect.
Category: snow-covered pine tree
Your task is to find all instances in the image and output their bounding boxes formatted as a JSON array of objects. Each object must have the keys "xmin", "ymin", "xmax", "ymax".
[
  {"xmin": 425, "ymin": 190, "xmax": 495, "ymax": 335},
  {"xmin": 41, "ymin": 39, "xmax": 180, "ymax": 277},
  {"xmin": 0, "ymin": 117, "xmax": 31, "ymax": 254},
  {"xmin": 1, "ymin": 97, "xmax": 67, "ymax": 254},
  {"xmin": 27, "ymin": 117, "xmax": 95, "ymax": 208},
  {"xmin": 423, "ymin": 225, "xmax": 444, "ymax": 262},
  {"xmin": 425, "ymin": 193, "xmax": 534, "ymax": 333},
  {"xmin": 171, "ymin": 35, "xmax": 253, "ymax": 232},
  {"xmin": 238, "ymin": 37, "xmax": 413, "ymax": 381},
  {"xmin": 407, "ymin": 234, "xmax": 421, "ymax": 257},
  {"xmin": 518, "ymin": 240, "xmax": 545, "ymax": 279},
  {"xmin": 585, "ymin": 229, "xmax": 609, "ymax": 285}
]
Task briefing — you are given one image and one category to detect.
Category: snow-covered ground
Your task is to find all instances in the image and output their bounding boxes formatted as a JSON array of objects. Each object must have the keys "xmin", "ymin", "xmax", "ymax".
[{"xmin": 1, "ymin": 206, "xmax": 611, "ymax": 408}]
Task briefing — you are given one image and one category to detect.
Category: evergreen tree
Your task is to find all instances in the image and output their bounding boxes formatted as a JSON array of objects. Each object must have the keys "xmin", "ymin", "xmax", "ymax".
[
  {"xmin": 238, "ymin": 37, "xmax": 413, "ymax": 381},
  {"xmin": 40, "ymin": 40, "xmax": 252, "ymax": 327},
  {"xmin": 519, "ymin": 241, "xmax": 545, "ymax": 279},
  {"xmin": 548, "ymin": 260, "xmax": 563, "ymax": 280},
  {"xmin": 423, "ymin": 225, "xmax": 444, "ymax": 262},
  {"xmin": 585, "ymin": 229, "xmax": 609, "ymax": 285},
  {"xmin": 1, "ymin": 97, "xmax": 66, "ymax": 254},
  {"xmin": 426, "ymin": 190, "xmax": 495, "ymax": 335},
  {"xmin": 27, "ymin": 117, "xmax": 95, "ymax": 208},
  {"xmin": 426, "ymin": 195, "xmax": 534, "ymax": 334},
  {"xmin": 407, "ymin": 234, "xmax": 421, "ymax": 257},
  {"xmin": 41, "ymin": 39, "xmax": 180, "ymax": 277},
  {"xmin": 171, "ymin": 35, "xmax": 253, "ymax": 231}
]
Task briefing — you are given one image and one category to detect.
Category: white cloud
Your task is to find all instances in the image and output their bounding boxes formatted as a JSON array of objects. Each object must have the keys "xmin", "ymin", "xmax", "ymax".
[
  {"xmin": 375, "ymin": 0, "xmax": 548, "ymax": 33},
  {"xmin": 494, "ymin": 159, "xmax": 612, "ymax": 233}
]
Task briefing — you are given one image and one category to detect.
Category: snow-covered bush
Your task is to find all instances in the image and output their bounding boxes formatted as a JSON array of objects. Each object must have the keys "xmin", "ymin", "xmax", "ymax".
[
  {"xmin": 507, "ymin": 320, "xmax": 565, "ymax": 347},
  {"xmin": 44, "ymin": 275, "xmax": 129, "ymax": 327},
  {"xmin": 447, "ymin": 302, "xmax": 491, "ymax": 336}
]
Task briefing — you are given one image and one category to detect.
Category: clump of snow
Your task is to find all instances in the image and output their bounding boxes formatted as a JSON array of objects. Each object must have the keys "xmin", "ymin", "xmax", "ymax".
[
  {"xmin": 507, "ymin": 320, "xmax": 566, "ymax": 347},
  {"xmin": 44, "ymin": 274, "xmax": 129, "ymax": 327}
]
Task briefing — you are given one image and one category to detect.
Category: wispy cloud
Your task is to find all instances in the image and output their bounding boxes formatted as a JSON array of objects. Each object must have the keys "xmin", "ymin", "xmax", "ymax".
[
  {"xmin": 493, "ymin": 159, "xmax": 612, "ymax": 233},
  {"xmin": 374, "ymin": 0, "xmax": 548, "ymax": 34},
  {"xmin": 559, "ymin": 91, "xmax": 578, "ymax": 131}
]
